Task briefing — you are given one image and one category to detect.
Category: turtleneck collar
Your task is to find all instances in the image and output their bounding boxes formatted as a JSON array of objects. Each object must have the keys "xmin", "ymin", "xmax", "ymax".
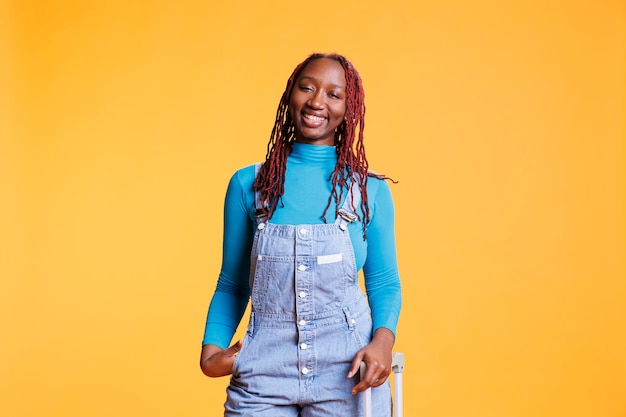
[{"xmin": 289, "ymin": 142, "xmax": 338, "ymax": 165}]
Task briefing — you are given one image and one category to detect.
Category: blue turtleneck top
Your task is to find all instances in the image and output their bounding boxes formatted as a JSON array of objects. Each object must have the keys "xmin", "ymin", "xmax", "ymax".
[{"xmin": 202, "ymin": 143, "xmax": 401, "ymax": 348}]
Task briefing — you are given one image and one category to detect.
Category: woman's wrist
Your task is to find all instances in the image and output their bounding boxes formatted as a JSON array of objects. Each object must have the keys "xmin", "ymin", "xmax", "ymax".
[{"xmin": 371, "ymin": 327, "xmax": 395, "ymax": 349}]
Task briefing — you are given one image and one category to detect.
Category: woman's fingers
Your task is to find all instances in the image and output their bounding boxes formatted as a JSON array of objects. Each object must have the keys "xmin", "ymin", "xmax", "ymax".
[
  {"xmin": 350, "ymin": 358, "xmax": 390, "ymax": 394},
  {"xmin": 347, "ymin": 351, "xmax": 364, "ymax": 378}
]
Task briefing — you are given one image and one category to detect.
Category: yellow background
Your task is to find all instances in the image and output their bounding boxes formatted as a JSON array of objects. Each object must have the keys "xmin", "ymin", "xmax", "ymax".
[{"xmin": 1, "ymin": 0, "xmax": 624, "ymax": 416}]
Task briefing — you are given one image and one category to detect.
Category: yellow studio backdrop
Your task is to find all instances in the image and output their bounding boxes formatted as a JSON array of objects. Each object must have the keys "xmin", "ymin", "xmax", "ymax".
[{"xmin": 1, "ymin": 0, "xmax": 624, "ymax": 416}]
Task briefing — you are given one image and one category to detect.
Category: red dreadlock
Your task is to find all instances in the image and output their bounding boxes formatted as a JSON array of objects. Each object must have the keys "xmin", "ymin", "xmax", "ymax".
[{"xmin": 253, "ymin": 53, "xmax": 393, "ymax": 239}]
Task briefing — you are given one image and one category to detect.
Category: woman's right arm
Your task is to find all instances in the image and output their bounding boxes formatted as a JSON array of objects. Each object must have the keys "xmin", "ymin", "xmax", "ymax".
[{"xmin": 200, "ymin": 168, "xmax": 255, "ymax": 376}]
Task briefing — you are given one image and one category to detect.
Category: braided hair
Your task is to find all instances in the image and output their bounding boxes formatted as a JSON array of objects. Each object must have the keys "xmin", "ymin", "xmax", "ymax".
[{"xmin": 253, "ymin": 53, "xmax": 391, "ymax": 239}]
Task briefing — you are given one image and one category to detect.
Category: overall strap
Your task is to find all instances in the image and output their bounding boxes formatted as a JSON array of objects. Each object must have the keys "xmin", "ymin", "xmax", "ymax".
[
  {"xmin": 335, "ymin": 176, "xmax": 362, "ymax": 231},
  {"xmin": 253, "ymin": 163, "xmax": 266, "ymax": 224}
]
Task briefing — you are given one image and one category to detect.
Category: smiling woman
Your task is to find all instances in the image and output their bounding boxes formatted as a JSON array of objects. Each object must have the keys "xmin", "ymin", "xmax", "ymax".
[{"xmin": 199, "ymin": 53, "xmax": 402, "ymax": 416}]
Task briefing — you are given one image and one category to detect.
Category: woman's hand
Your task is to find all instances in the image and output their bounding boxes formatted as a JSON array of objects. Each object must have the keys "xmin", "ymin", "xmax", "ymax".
[
  {"xmin": 347, "ymin": 328, "xmax": 395, "ymax": 394},
  {"xmin": 200, "ymin": 340, "xmax": 242, "ymax": 377}
]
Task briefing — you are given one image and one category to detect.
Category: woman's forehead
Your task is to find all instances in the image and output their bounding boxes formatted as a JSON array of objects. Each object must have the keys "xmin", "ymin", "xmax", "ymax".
[{"xmin": 298, "ymin": 58, "xmax": 346, "ymax": 87}]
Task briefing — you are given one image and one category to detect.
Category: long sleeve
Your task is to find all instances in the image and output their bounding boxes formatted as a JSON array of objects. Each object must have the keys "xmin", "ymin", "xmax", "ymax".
[
  {"xmin": 362, "ymin": 179, "xmax": 402, "ymax": 335},
  {"xmin": 202, "ymin": 169, "xmax": 255, "ymax": 348}
]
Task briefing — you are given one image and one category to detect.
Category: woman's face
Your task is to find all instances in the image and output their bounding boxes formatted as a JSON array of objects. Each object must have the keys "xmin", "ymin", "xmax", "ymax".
[{"xmin": 288, "ymin": 58, "xmax": 347, "ymax": 146}]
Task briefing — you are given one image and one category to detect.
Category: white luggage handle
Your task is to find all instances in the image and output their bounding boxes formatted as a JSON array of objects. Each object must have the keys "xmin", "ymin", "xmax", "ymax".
[{"xmin": 360, "ymin": 352, "xmax": 405, "ymax": 417}]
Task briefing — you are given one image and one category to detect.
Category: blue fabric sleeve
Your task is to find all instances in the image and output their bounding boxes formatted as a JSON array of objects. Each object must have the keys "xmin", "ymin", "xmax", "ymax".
[
  {"xmin": 202, "ymin": 169, "xmax": 254, "ymax": 348},
  {"xmin": 362, "ymin": 180, "xmax": 402, "ymax": 336}
]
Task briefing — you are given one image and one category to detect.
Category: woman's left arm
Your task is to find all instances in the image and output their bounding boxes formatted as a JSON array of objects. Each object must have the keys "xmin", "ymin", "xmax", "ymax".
[{"xmin": 348, "ymin": 179, "xmax": 402, "ymax": 393}]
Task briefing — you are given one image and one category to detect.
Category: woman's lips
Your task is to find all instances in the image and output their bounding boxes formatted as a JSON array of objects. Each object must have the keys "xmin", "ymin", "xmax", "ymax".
[{"xmin": 302, "ymin": 113, "xmax": 326, "ymax": 126}]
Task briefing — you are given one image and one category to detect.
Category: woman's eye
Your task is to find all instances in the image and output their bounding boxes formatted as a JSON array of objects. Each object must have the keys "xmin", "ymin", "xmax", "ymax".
[{"xmin": 300, "ymin": 86, "xmax": 313, "ymax": 92}]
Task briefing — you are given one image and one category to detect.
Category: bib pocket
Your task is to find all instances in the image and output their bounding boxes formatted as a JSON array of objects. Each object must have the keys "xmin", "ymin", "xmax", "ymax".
[{"xmin": 251, "ymin": 255, "xmax": 295, "ymax": 313}]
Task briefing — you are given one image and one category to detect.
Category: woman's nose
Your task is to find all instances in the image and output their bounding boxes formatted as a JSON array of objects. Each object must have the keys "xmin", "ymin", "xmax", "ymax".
[{"xmin": 308, "ymin": 91, "xmax": 324, "ymax": 109}]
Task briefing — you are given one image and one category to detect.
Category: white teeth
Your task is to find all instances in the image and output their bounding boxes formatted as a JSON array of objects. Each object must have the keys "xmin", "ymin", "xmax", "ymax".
[{"xmin": 304, "ymin": 114, "xmax": 325, "ymax": 122}]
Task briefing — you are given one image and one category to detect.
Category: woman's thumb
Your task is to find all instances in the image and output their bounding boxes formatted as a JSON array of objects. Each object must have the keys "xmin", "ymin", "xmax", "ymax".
[{"xmin": 227, "ymin": 339, "xmax": 243, "ymax": 355}]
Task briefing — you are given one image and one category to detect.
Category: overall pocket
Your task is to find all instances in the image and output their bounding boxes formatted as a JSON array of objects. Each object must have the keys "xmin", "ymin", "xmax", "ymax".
[
  {"xmin": 343, "ymin": 306, "xmax": 373, "ymax": 350},
  {"xmin": 251, "ymin": 255, "xmax": 295, "ymax": 313}
]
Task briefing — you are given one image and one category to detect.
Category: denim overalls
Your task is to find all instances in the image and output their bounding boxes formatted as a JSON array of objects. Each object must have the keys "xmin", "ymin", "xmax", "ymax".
[{"xmin": 225, "ymin": 168, "xmax": 391, "ymax": 417}]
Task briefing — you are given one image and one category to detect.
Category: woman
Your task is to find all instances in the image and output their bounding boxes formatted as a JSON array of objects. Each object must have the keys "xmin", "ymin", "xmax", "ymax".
[{"xmin": 200, "ymin": 53, "xmax": 402, "ymax": 416}]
